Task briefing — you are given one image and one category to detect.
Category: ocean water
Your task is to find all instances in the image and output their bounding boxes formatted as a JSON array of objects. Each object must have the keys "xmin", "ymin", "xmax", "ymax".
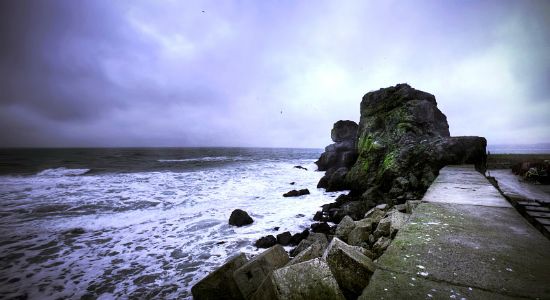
[
  {"xmin": 487, "ymin": 143, "xmax": 550, "ymax": 154},
  {"xmin": 0, "ymin": 148, "xmax": 342, "ymax": 299}
]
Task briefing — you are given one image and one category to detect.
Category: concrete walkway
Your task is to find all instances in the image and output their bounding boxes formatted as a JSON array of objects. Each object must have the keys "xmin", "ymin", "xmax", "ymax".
[{"xmin": 361, "ymin": 165, "xmax": 550, "ymax": 299}]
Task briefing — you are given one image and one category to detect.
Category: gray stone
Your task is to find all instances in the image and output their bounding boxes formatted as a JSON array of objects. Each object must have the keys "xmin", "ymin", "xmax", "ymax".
[
  {"xmin": 233, "ymin": 245, "xmax": 289, "ymax": 299},
  {"xmin": 405, "ymin": 200, "xmax": 421, "ymax": 213},
  {"xmin": 335, "ymin": 215, "xmax": 356, "ymax": 242},
  {"xmin": 306, "ymin": 232, "xmax": 328, "ymax": 247},
  {"xmin": 364, "ymin": 207, "xmax": 386, "ymax": 224},
  {"xmin": 191, "ymin": 253, "xmax": 247, "ymax": 300},
  {"xmin": 252, "ymin": 258, "xmax": 345, "ymax": 300},
  {"xmin": 289, "ymin": 232, "xmax": 328, "ymax": 257},
  {"xmin": 395, "ymin": 204, "xmax": 407, "ymax": 212},
  {"xmin": 388, "ymin": 211, "xmax": 410, "ymax": 237},
  {"xmin": 322, "ymin": 237, "xmax": 377, "ymax": 298},
  {"xmin": 347, "ymin": 219, "xmax": 372, "ymax": 246},
  {"xmin": 373, "ymin": 217, "xmax": 391, "ymax": 238},
  {"xmin": 372, "ymin": 236, "xmax": 391, "ymax": 256},
  {"xmin": 286, "ymin": 242, "xmax": 324, "ymax": 266}
]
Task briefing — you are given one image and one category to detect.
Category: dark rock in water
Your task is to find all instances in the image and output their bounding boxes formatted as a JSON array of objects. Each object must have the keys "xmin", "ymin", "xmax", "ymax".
[
  {"xmin": 318, "ymin": 84, "xmax": 486, "ymax": 202},
  {"xmin": 276, "ymin": 231, "xmax": 292, "ymax": 246},
  {"xmin": 282, "ymin": 189, "xmax": 310, "ymax": 197},
  {"xmin": 310, "ymin": 222, "xmax": 331, "ymax": 234},
  {"xmin": 191, "ymin": 253, "xmax": 247, "ymax": 300},
  {"xmin": 289, "ymin": 229, "xmax": 309, "ymax": 246},
  {"xmin": 293, "ymin": 165, "xmax": 308, "ymax": 171},
  {"xmin": 273, "ymin": 226, "xmax": 280, "ymax": 231},
  {"xmin": 313, "ymin": 211, "xmax": 325, "ymax": 222},
  {"xmin": 229, "ymin": 209, "xmax": 253, "ymax": 227},
  {"xmin": 289, "ymin": 182, "xmax": 295, "ymax": 185},
  {"xmin": 255, "ymin": 235, "xmax": 277, "ymax": 248}
]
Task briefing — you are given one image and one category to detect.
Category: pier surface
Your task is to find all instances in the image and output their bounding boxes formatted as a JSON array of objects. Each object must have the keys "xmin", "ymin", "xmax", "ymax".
[{"xmin": 361, "ymin": 165, "xmax": 550, "ymax": 299}]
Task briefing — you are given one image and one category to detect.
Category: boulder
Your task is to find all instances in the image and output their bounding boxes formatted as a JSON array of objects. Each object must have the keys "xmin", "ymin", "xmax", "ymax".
[
  {"xmin": 290, "ymin": 233, "xmax": 328, "ymax": 257},
  {"xmin": 293, "ymin": 165, "xmax": 308, "ymax": 171},
  {"xmin": 363, "ymin": 207, "xmax": 386, "ymax": 224},
  {"xmin": 387, "ymin": 211, "xmax": 410, "ymax": 237},
  {"xmin": 251, "ymin": 258, "xmax": 345, "ymax": 300},
  {"xmin": 372, "ymin": 236, "xmax": 391, "ymax": 256},
  {"xmin": 405, "ymin": 200, "xmax": 421, "ymax": 213},
  {"xmin": 255, "ymin": 235, "xmax": 277, "ymax": 248},
  {"xmin": 347, "ymin": 219, "xmax": 373, "ymax": 246},
  {"xmin": 310, "ymin": 222, "xmax": 331, "ymax": 234},
  {"xmin": 283, "ymin": 189, "xmax": 310, "ymax": 197},
  {"xmin": 229, "ymin": 209, "xmax": 253, "ymax": 227},
  {"xmin": 322, "ymin": 237, "xmax": 377, "ymax": 298},
  {"xmin": 276, "ymin": 232, "xmax": 292, "ymax": 246},
  {"xmin": 289, "ymin": 229, "xmax": 309, "ymax": 246},
  {"xmin": 373, "ymin": 217, "xmax": 391, "ymax": 238},
  {"xmin": 191, "ymin": 253, "xmax": 248, "ymax": 300},
  {"xmin": 335, "ymin": 216, "xmax": 356, "ymax": 242},
  {"xmin": 233, "ymin": 245, "xmax": 289, "ymax": 299},
  {"xmin": 286, "ymin": 242, "xmax": 324, "ymax": 266}
]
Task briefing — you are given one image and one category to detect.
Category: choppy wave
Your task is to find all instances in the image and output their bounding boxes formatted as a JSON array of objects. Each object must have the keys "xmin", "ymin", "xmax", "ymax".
[
  {"xmin": 157, "ymin": 156, "xmax": 233, "ymax": 162},
  {"xmin": 0, "ymin": 155, "xmax": 339, "ymax": 299},
  {"xmin": 36, "ymin": 167, "xmax": 91, "ymax": 177}
]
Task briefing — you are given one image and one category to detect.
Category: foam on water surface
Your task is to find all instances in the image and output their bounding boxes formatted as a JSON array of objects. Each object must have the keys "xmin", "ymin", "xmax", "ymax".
[{"xmin": 0, "ymin": 156, "xmax": 340, "ymax": 299}]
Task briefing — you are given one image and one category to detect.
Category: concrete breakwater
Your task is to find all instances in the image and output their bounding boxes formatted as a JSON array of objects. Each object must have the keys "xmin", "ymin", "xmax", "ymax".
[{"xmin": 192, "ymin": 165, "xmax": 550, "ymax": 299}]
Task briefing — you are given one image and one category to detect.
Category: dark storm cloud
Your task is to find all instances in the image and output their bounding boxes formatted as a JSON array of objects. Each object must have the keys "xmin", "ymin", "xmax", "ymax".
[{"xmin": 1, "ymin": 0, "xmax": 549, "ymax": 147}]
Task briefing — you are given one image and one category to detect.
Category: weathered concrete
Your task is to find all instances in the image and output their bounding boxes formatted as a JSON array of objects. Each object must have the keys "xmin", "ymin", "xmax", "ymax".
[
  {"xmin": 360, "ymin": 269, "xmax": 518, "ymax": 300},
  {"xmin": 363, "ymin": 165, "xmax": 550, "ymax": 299},
  {"xmin": 192, "ymin": 253, "xmax": 247, "ymax": 300},
  {"xmin": 423, "ymin": 165, "xmax": 512, "ymax": 207},
  {"xmin": 233, "ymin": 245, "xmax": 289, "ymax": 299},
  {"xmin": 490, "ymin": 169, "xmax": 550, "ymax": 204},
  {"xmin": 252, "ymin": 258, "xmax": 345, "ymax": 300}
]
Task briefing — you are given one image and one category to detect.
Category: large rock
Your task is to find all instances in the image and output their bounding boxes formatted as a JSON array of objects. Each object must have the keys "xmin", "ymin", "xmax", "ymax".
[
  {"xmin": 233, "ymin": 245, "xmax": 289, "ymax": 299},
  {"xmin": 347, "ymin": 218, "xmax": 373, "ymax": 246},
  {"xmin": 317, "ymin": 84, "xmax": 487, "ymax": 200},
  {"xmin": 286, "ymin": 242, "xmax": 325, "ymax": 266},
  {"xmin": 316, "ymin": 120, "xmax": 359, "ymax": 191},
  {"xmin": 290, "ymin": 233, "xmax": 328, "ymax": 257},
  {"xmin": 335, "ymin": 216, "xmax": 356, "ymax": 242},
  {"xmin": 255, "ymin": 235, "xmax": 277, "ymax": 248},
  {"xmin": 322, "ymin": 237, "xmax": 377, "ymax": 298},
  {"xmin": 191, "ymin": 253, "xmax": 248, "ymax": 300},
  {"xmin": 229, "ymin": 209, "xmax": 254, "ymax": 227},
  {"xmin": 251, "ymin": 258, "xmax": 345, "ymax": 300}
]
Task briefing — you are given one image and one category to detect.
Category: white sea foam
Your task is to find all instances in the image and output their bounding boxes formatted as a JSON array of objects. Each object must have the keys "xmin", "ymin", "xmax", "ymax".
[
  {"xmin": 36, "ymin": 167, "xmax": 91, "ymax": 177},
  {"xmin": 157, "ymin": 156, "xmax": 240, "ymax": 162},
  {"xmin": 0, "ymin": 158, "xmax": 340, "ymax": 299}
]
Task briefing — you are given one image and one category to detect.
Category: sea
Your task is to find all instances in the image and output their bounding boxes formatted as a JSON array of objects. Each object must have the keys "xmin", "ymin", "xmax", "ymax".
[{"xmin": 0, "ymin": 148, "xmax": 342, "ymax": 299}]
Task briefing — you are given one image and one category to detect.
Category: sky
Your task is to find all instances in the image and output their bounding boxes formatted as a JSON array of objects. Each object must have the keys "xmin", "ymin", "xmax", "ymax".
[{"xmin": 0, "ymin": 0, "xmax": 549, "ymax": 148}]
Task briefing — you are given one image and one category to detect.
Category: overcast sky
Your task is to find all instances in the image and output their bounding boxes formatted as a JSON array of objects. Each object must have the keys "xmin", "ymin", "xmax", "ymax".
[{"xmin": 1, "ymin": 0, "xmax": 549, "ymax": 148}]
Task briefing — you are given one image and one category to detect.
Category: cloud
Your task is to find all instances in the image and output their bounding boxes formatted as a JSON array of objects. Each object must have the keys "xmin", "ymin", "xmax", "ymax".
[{"xmin": 0, "ymin": 0, "xmax": 549, "ymax": 147}]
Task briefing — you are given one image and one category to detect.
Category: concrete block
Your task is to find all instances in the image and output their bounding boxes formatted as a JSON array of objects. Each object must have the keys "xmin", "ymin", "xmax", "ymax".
[
  {"xmin": 192, "ymin": 253, "xmax": 248, "ymax": 300},
  {"xmin": 322, "ymin": 237, "xmax": 376, "ymax": 298},
  {"xmin": 252, "ymin": 258, "xmax": 345, "ymax": 300},
  {"xmin": 335, "ymin": 215, "xmax": 356, "ymax": 242},
  {"xmin": 233, "ymin": 245, "xmax": 289, "ymax": 299}
]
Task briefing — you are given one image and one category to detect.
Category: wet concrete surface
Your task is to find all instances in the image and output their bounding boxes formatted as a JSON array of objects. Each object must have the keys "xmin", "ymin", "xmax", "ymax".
[
  {"xmin": 489, "ymin": 169, "xmax": 550, "ymax": 204},
  {"xmin": 363, "ymin": 165, "xmax": 550, "ymax": 299}
]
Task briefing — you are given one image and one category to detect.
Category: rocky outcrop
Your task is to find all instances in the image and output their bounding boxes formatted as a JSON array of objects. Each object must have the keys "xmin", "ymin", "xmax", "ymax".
[
  {"xmin": 318, "ymin": 84, "xmax": 487, "ymax": 205},
  {"xmin": 282, "ymin": 189, "xmax": 310, "ymax": 197},
  {"xmin": 316, "ymin": 120, "xmax": 359, "ymax": 191}
]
